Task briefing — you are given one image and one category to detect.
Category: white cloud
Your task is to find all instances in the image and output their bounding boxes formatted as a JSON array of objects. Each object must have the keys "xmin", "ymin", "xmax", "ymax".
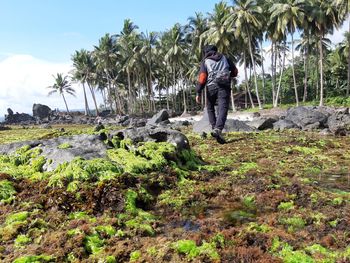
[
  {"xmin": 327, "ymin": 18, "xmax": 349, "ymax": 46},
  {"xmin": 0, "ymin": 54, "xmax": 103, "ymax": 117}
]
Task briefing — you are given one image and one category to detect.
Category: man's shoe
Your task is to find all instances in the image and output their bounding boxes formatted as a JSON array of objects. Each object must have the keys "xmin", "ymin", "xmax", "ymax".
[{"xmin": 211, "ymin": 128, "xmax": 226, "ymax": 144}]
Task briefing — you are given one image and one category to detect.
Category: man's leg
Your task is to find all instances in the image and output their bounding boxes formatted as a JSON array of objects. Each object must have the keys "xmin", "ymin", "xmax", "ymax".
[
  {"xmin": 215, "ymin": 86, "xmax": 230, "ymax": 131},
  {"xmin": 206, "ymin": 88, "xmax": 218, "ymax": 129}
]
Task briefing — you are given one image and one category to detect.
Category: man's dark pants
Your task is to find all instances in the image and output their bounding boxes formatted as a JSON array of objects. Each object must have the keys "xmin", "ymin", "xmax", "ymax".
[{"xmin": 206, "ymin": 84, "xmax": 230, "ymax": 131}]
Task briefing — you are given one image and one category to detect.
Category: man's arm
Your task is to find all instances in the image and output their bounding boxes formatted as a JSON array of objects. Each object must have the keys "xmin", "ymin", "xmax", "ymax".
[{"xmin": 195, "ymin": 60, "xmax": 208, "ymax": 96}]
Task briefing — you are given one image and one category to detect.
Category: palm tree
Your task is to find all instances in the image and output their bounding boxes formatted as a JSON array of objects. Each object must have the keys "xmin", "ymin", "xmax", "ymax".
[
  {"xmin": 47, "ymin": 73, "xmax": 75, "ymax": 113},
  {"xmin": 164, "ymin": 23, "xmax": 186, "ymax": 113},
  {"xmin": 71, "ymin": 49, "xmax": 99, "ymax": 116},
  {"xmin": 93, "ymin": 34, "xmax": 119, "ymax": 113},
  {"xmin": 201, "ymin": 1, "xmax": 234, "ymax": 55},
  {"xmin": 338, "ymin": 32, "xmax": 350, "ymax": 96},
  {"xmin": 309, "ymin": 0, "xmax": 340, "ymax": 106},
  {"xmin": 337, "ymin": 0, "xmax": 350, "ymax": 96},
  {"xmin": 229, "ymin": 0, "xmax": 264, "ymax": 109},
  {"xmin": 270, "ymin": 0, "xmax": 306, "ymax": 106}
]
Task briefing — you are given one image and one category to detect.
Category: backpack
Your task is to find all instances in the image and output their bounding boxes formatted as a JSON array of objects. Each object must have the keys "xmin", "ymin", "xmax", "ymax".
[{"xmin": 205, "ymin": 56, "xmax": 231, "ymax": 87}]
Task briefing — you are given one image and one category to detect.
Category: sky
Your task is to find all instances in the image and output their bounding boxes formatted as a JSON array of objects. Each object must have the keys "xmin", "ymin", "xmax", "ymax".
[{"xmin": 0, "ymin": 0, "xmax": 348, "ymax": 116}]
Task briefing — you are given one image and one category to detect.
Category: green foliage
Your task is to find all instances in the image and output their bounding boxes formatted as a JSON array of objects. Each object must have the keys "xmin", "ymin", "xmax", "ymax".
[
  {"xmin": 48, "ymin": 157, "xmax": 122, "ymax": 187},
  {"xmin": 0, "ymin": 146, "xmax": 46, "ymax": 179},
  {"xmin": 84, "ymin": 234, "xmax": 105, "ymax": 255},
  {"xmin": 158, "ymin": 179, "xmax": 196, "ymax": 209},
  {"xmin": 0, "ymin": 180, "xmax": 16, "ymax": 203},
  {"xmin": 6, "ymin": 211, "xmax": 29, "ymax": 224},
  {"xmin": 95, "ymin": 225, "xmax": 117, "ymax": 237},
  {"xmin": 129, "ymin": 250, "xmax": 141, "ymax": 262},
  {"xmin": 231, "ymin": 162, "xmax": 258, "ymax": 177},
  {"xmin": 58, "ymin": 143, "xmax": 72, "ymax": 149},
  {"xmin": 14, "ymin": 234, "xmax": 32, "ymax": 247},
  {"xmin": 279, "ymin": 216, "xmax": 306, "ymax": 232},
  {"xmin": 246, "ymin": 222, "xmax": 271, "ymax": 233},
  {"xmin": 278, "ymin": 201, "xmax": 295, "ymax": 211},
  {"xmin": 172, "ymin": 239, "xmax": 220, "ymax": 261},
  {"xmin": 13, "ymin": 255, "xmax": 54, "ymax": 263}
]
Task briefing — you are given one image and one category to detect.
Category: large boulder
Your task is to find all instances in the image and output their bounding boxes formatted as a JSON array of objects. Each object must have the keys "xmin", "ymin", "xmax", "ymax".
[
  {"xmin": 112, "ymin": 127, "xmax": 190, "ymax": 151},
  {"xmin": 247, "ymin": 117, "xmax": 278, "ymax": 130},
  {"xmin": 285, "ymin": 106, "xmax": 328, "ymax": 129},
  {"xmin": 327, "ymin": 108, "xmax": 350, "ymax": 135},
  {"xmin": 147, "ymin": 109, "xmax": 169, "ymax": 126},
  {"xmin": 273, "ymin": 119, "xmax": 298, "ymax": 131},
  {"xmin": 32, "ymin": 103, "xmax": 51, "ymax": 120},
  {"xmin": 223, "ymin": 119, "xmax": 256, "ymax": 132},
  {"xmin": 0, "ymin": 134, "xmax": 108, "ymax": 171},
  {"xmin": 5, "ymin": 112, "xmax": 35, "ymax": 124}
]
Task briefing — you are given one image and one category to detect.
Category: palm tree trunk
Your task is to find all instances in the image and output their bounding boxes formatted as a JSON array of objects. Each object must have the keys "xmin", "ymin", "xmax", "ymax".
[
  {"xmin": 291, "ymin": 33, "xmax": 299, "ymax": 106},
  {"xmin": 274, "ymin": 42, "xmax": 286, "ymax": 108},
  {"xmin": 347, "ymin": 18, "xmax": 350, "ymax": 97},
  {"xmin": 88, "ymin": 84, "xmax": 99, "ymax": 116},
  {"xmin": 247, "ymin": 31, "xmax": 262, "ymax": 109},
  {"xmin": 271, "ymin": 42, "xmax": 277, "ymax": 103},
  {"xmin": 127, "ymin": 69, "xmax": 133, "ymax": 114},
  {"xmin": 303, "ymin": 44, "xmax": 309, "ymax": 103},
  {"xmin": 182, "ymin": 78, "xmax": 187, "ymax": 115},
  {"xmin": 62, "ymin": 93, "xmax": 70, "ymax": 113},
  {"xmin": 319, "ymin": 34, "xmax": 325, "ymax": 106},
  {"xmin": 259, "ymin": 38, "xmax": 266, "ymax": 104},
  {"xmin": 82, "ymin": 83, "xmax": 90, "ymax": 115},
  {"xmin": 244, "ymin": 52, "xmax": 255, "ymax": 108},
  {"xmin": 231, "ymin": 81, "xmax": 236, "ymax": 112}
]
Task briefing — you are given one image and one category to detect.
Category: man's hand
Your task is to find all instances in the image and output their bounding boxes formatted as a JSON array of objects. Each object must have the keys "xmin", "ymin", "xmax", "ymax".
[{"xmin": 196, "ymin": 95, "xmax": 201, "ymax": 104}]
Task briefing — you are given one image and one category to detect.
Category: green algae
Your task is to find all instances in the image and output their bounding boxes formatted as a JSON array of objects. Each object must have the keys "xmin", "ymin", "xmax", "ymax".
[
  {"xmin": 0, "ymin": 179, "xmax": 16, "ymax": 203},
  {"xmin": 57, "ymin": 142, "xmax": 72, "ymax": 149},
  {"xmin": 278, "ymin": 201, "xmax": 295, "ymax": 211},
  {"xmin": 14, "ymin": 234, "xmax": 32, "ymax": 248},
  {"xmin": 129, "ymin": 250, "xmax": 142, "ymax": 262},
  {"xmin": 48, "ymin": 158, "xmax": 122, "ymax": 187},
  {"xmin": 13, "ymin": 255, "xmax": 55, "ymax": 263},
  {"xmin": 279, "ymin": 216, "xmax": 306, "ymax": 233},
  {"xmin": 172, "ymin": 239, "xmax": 220, "ymax": 261}
]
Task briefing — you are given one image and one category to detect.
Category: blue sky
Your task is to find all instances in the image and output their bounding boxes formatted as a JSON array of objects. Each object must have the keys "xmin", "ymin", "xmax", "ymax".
[{"xmin": 0, "ymin": 0, "xmax": 219, "ymax": 62}]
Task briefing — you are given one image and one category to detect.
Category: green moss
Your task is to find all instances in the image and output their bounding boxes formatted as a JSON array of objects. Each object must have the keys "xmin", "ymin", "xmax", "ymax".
[
  {"xmin": 84, "ymin": 234, "xmax": 105, "ymax": 255},
  {"xmin": 0, "ymin": 180, "xmax": 16, "ymax": 203},
  {"xmin": 246, "ymin": 222, "xmax": 271, "ymax": 233},
  {"xmin": 95, "ymin": 225, "xmax": 116, "ymax": 237},
  {"xmin": 147, "ymin": 246, "xmax": 158, "ymax": 256},
  {"xmin": 58, "ymin": 143, "xmax": 72, "ymax": 149},
  {"xmin": 49, "ymin": 158, "xmax": 122, "ymax": 187},
  {"xmin": 6, "ymin": 211, "xmax": 29, "ymax": 224},
  {"xmin": 0, "ymin": 146, "xmax": 46, "ymax": 179},
  {"xmin": 278, "ymin": 201, "xmax": 295, "ymax": 211},
  {"xmin": 231, "ymin": 162, "xmax": 258, "ymax": 177},
  {"xmin": 67, "ymin": 228, "xmax": 83, "ymax": 237},
  {"xmin": 68, "ymin": 211, "xmax": 90, "ymax": 220},
  {"xmin": 14, "ymin": 234, "xmax": 32, "ymax": 247},
  {"xmin": 129, "ymin": 250, "xmax": 142, "ymax": 262},
  {"xmin": 279, "ymin": 216, "xmax": 306, "ymax": 232},
  {"xmin": 13, "ymin": 255, "xmax": 54, "ymax": 263},
  {"xmin": 172, "ymin": 239, "xmax": 220, "ymax": 261},
  {"xmin": 331, "ymin": 197, "xmax": 344, "ymax": 206},
  {"xmin": 158, "ymin": 179, "xmax": 196, "ymax": 209}
]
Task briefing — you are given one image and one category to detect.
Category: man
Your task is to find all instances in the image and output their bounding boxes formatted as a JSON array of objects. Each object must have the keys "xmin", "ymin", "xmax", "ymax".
[{"xmin": 196, "ymin": 45, "xmax": 238, "ymax": 144}]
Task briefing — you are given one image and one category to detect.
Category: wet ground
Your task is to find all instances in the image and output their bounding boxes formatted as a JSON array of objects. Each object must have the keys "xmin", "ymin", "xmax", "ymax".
[{"xmin": 0, "ymin": 127, "xmax": 349, "ymax": 262}]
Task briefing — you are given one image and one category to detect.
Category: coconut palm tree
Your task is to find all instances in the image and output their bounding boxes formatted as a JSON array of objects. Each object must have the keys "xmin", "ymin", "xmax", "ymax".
[
  {"xmin": 229, "ymin": 0, "xmax": 264, "ymax": 109},
  {"xmin": 47, "ymin": 73, "xmax": 75, "ymax": 113},
  {"xmin": 71, "ymin": 49, "xmax": 99, "ymax": 116},
  {"xmin": 270, "ymin": 0, "xmax": 306, "ymax": 106},
  {"xmin": 309, "ymin": 0, "xmax": 340, "ymax": 106},
  {"xmin": 201, "ymin": 1, "xmax": 234, "ymax": 55},
  {"xmin": 337, "ymin": 32, "xmax": 350, "ymax": 95},
  {"xmin": 336, "ymin": 0, "xmax": 350, "ymax": 96},
  {"xmin": 93, "ymin": 34, "xmax": 119, "ymax": 113}
]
